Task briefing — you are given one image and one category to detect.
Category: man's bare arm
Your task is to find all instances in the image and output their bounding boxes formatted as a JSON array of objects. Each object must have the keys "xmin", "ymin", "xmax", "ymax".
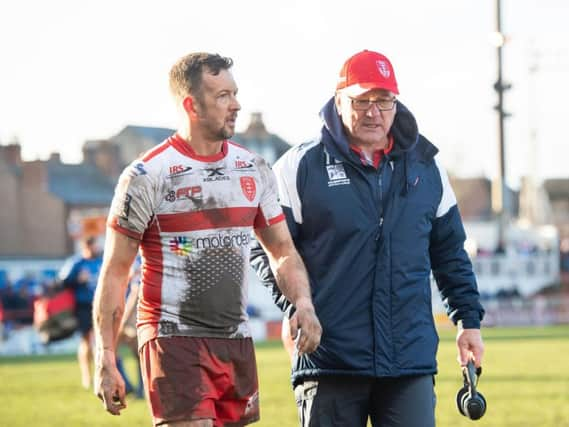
[
  {"xmin": 94, "ymin": 229, "xmax": 139, "ymax": 352},
  {"xmin": 255, "ymin": 221, "xmax": 321, "ymax": 354},
  {"xmin": 92, "ymin": 228, "xmax": 139, "ymax": 415}
]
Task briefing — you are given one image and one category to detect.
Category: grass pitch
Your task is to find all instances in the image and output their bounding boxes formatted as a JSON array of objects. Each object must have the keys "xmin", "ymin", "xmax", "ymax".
[{"xmin": 0, "ymin": 325, "xmax": 568, "ymax": 426}]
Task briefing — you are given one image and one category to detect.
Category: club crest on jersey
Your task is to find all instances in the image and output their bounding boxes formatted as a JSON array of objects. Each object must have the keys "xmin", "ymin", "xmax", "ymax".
[
  {"xmin": 326, "ymin": 163, "xmax": 350, "ymax": 187},
  {"xmin": 240, "ymin": 176, "xmax": 256, "ymax": 201}
]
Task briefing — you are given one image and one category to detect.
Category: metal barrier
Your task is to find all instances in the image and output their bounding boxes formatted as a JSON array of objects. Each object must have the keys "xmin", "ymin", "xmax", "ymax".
[{"xmin": 472, "ymin": 252, "xmax": 559, "ymax": 297}]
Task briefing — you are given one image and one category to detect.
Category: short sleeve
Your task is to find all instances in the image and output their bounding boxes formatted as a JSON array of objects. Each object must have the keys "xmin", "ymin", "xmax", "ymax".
[
  {"xmin": 107, "ymin": 161, "xmax": 158, "ymax": 239},
  {"xmin": 253, "ymin": 157, "xmax": 285, "ymax": 229}
]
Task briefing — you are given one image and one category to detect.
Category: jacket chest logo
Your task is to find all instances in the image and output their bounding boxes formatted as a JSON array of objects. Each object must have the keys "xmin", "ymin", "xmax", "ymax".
[
  {"xmin": 326, "ymin": 163, "xmax": 350, "ymax": 187},
  {"xmin": 240, "ymin": 176, "xmax": 257, "ymax": 201}
]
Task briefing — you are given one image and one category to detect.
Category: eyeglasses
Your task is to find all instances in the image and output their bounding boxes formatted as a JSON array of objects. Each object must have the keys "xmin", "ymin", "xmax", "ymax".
[{"xmin": 348, "ymin": 96, "xmax": 397, "ymax": 112}]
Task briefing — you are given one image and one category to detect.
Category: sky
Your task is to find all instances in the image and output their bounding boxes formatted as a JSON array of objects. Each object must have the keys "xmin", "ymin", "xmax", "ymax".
[{"xmin": 0, "ymin": 0, "xmax": 568, "ymax": 187}]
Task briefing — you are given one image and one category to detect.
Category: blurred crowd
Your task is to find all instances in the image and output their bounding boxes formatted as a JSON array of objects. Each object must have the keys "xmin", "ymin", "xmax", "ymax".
[
  {"xmin": 0, "ymin": 267, "xmax": 266, "ymax": 343},
  {"xmin": 0, "ymin": 270, "xmax": 60, "ymax": 340}
]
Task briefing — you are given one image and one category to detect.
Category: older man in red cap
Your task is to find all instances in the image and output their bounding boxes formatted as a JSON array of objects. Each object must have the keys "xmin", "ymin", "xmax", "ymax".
[{"xmin": 251, "ymin": 50, "xmax": 485, "ymax": 427}]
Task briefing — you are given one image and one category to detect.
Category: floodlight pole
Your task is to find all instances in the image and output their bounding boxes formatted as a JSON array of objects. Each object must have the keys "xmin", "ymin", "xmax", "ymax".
[{"xmin": 493, "ymin": 0, "xmax": 510, "ymax": 252}]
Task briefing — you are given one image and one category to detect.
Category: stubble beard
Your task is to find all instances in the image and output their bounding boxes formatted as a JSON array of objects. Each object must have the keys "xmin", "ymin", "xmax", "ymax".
[
  {"xmin": 198, "ymin": 109, "xmax": 235, "ymax": 141},
  {"xmin": 198, "ymin": 115, "xmax": 234, "ymax": 141},
  {"xmin": 218, "ymin": 124, "xmax": 233, "ymax": 140}
]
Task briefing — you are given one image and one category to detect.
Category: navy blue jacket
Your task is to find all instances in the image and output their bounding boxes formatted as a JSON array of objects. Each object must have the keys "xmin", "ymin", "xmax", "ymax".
[
  {"xmin": 59, "ymin": 255, "xmax": 102, "ymax": 305},
  {"xmin": 251, "ymin": 98, "xmax": 484, "ymax": 385}
]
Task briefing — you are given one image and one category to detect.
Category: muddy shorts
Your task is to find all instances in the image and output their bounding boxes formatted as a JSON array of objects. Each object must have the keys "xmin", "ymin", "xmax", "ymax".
[{"xmin": 140, "ymin": 336, "xmax": 260, "ymax": 426}]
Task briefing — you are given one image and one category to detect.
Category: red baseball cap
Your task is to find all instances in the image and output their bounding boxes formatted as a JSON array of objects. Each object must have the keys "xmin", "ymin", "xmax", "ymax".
[{"xmin": 336, "ymin": 50, "xmax": 399, "ymax": 96}]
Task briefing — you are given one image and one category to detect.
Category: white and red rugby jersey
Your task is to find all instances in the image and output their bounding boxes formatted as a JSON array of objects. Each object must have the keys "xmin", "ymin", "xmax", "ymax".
[{"xmin": 107, "ymin": 134, "xmax": 284, "ymax": 347}]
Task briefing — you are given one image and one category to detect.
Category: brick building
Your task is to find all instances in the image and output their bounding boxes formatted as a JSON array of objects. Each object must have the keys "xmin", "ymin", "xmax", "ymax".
[
  {"xmin": 232, "ymin": 112, "xmax": 291, "ymax": 165},
  {"xmin": 0, "ymin": 145, "xmax": 114, "ymax": 258},
  {"xmin": 0, "ymin": 113, "xmax": 291, "ymax": 260}
]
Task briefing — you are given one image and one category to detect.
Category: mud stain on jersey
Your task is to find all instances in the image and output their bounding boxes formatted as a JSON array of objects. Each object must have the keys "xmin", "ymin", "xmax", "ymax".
[
  {"xmin": 200, "ymin": 196, "xmax": 233, "ymax": 228},
  {"xmin": 178, "ymin": 247, "xmax": 244, "ymax": 331}
]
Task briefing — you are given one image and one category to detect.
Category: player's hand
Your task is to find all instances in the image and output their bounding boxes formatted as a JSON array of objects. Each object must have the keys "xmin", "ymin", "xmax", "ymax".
[
  {"xmin": 456, "ymin": 328, "xmax": 484, "ymax": 368},
  {"xmin": 94, "ymin": 349, "xmax": 127, "ymax": 416},
  {"xmin": 289, "ymin": 297, "xmax": 322, "ymax": 355}
]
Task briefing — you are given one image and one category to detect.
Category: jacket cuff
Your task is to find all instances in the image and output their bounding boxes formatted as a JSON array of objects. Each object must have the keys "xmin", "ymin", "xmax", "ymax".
[
  {"xmin": 286, "ymin": 305, "xmax": 297, "ymax": 319},
  {"xmin": 457, "ymin": 318, "xmax": 481, "ymax": 329}
]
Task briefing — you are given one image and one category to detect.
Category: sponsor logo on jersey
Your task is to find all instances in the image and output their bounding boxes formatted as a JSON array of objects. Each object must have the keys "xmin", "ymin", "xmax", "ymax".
[
  {"xmin": 176, "ymin": 185, "xmax": 203, "ymax": 200},
  {"xmin": 169, "ymin": 231, "xmax": 251, "ymax": 256},
  {"xmin": 164, "ymin": 186, "xmax": 203, "ymax": 202},
  {"xmin": 203, "ymin": 167, "xmax": 230, "ymax": 182},
  {"xmin": 326, "ymin": 163, "xmax": 351, "ymax": 187},
  {"xmin": 195, "ymin": 231, "xmax": 251, "ymax": 249},
  {"xmin": 119, "ymin": 194, "xmax": 132, "ymax": 219},
  {"xmin": 234, "ymin": 159, "xmax": 255, "ymax": 170},
  {"xmin": 240, "ymin": 176, "xmax": 256, "ymax": 201},
  {"xmin": 130, "ymin": 162, "xmax": 147, "ymax": 176},
  {"xmin": 169, "ymin": 236, "xmax": 192, "ymax": 256},
  {"xmin": 167, "ymin": 165, "xmax": 193, "ymax": 178},
  {"xmin": 165, "ymin": 191, "xmax": 176, "ymax": 202},
  {"xmin": 159, "ymin": 321, "xmax": 180, "ymax": 335},
  {"xmin": 205, "ymin": 167, "xmax": 224, "ymax": 176}
]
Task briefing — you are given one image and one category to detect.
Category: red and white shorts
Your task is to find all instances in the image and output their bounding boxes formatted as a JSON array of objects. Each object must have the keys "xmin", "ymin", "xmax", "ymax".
[{"xmin": 140, "ymin": 336, "xmax": 260, "ymax": 426}]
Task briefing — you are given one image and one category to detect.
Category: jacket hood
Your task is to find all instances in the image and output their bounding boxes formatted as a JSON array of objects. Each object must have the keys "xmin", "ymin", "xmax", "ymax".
[{"xmin": 318, "ymin": 96, "xmax": 420, "ymax": 162}]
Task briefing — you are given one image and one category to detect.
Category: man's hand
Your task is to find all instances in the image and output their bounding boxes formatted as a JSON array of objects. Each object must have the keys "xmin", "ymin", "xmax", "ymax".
[
  {"xmin": 289, "ymin": 297, "xmax": 322, "ymax": 355},
  {"xmin": 94, "ymin": 349, "xmax": 127, "ymax": 416},
  {"xmin": 456, "ymin": 328, "xmax": 484, "ymax": 368},
  {"xmin": 253, "ymin": 222, "xmax": 322, "ymax": 354}
]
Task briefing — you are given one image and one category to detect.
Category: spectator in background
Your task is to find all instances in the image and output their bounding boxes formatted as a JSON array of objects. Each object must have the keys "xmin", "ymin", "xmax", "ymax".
[
  {"xmin": 59, "ymin": 236, "xmax": 134, "ymax": 392},
  {"xmin": 59, "ymin": 236, "xmax": 103, "ymax": 389},
  {"xmin": 15, "ymin": 285, "xmax": 33, "ymax": 324},
  {"xmin": 14, "ymin": 272, "xmax": 38, "ymax": 295},
  {"xmin": 0, "ymin": 299, "xmax": 4, "ymax": 342},
  {"xmin": 0, "ymin": 281, "xmax": 14, "ymax": 338},
  {"xmin": 560, "ymin": 238, "xmax": 569, "ymax": 273},
  {"xmin": 0, "ymin": 281, "xmax": 34, "ymax": 331}
]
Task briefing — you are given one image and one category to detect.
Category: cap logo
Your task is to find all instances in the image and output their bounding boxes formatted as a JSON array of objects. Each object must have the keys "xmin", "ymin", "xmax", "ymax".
[{"xmin": 376, "ymin": 60, "xmax": 391, "ymax": 78}]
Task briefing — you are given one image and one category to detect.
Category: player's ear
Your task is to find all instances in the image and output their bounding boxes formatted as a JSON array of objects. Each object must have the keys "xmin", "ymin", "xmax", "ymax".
[{"xmin": 183, "ymin": 95, "xmax": 201, "ymax": 118}]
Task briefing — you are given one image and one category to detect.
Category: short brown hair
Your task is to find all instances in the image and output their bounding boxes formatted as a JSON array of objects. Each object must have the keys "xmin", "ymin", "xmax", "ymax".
[{"xmin": 169, "ymin": 52, "xmax": 234, "ymax": 101}]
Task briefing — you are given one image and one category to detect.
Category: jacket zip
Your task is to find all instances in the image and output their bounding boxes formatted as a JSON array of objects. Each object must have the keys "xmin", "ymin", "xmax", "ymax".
[{"xmin": 375, "ymin": 159, "xmax": 387, "ymax": 241}]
